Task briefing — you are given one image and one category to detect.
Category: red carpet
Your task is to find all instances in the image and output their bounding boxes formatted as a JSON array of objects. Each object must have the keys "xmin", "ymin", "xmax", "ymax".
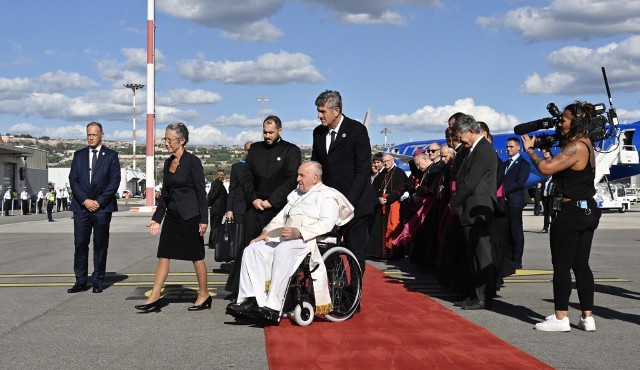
[{"xmin": 265, "ymin": 265, "xmax": 552, "ymax": 369}]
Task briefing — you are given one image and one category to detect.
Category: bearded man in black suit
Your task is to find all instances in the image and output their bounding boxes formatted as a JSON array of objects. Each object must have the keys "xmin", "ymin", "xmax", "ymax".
[
  {"xmin": 311, "ymin": 90, "xmax": 376, "ymax": 273},
  {"xmin": 449, "ymin": 114, "xmax": 497, "ymax": 310}
]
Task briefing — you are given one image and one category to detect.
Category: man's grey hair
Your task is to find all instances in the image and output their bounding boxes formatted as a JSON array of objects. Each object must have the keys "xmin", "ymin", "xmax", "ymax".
[
  {"xmin": 452, "ymin": 114, "xmax": 480, "ymax": 135},
  {"xmin": 315, "ymin": 90, "xmax": 342, "ymax": 111}
]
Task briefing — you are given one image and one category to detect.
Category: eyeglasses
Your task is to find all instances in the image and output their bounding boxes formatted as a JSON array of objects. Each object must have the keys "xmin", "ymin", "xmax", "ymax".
[
  {"xmin": 162, "ymin": 137, "xmax": 180, "ymax": 143},
  {"xmin": 427, "ymin": 149, "xmax": 439, "ymax": 153}
]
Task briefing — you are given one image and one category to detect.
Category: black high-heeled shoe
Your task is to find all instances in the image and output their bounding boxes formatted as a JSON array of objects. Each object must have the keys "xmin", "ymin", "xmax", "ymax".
[
  {"xmin": 188, "ymin": 295, "xmax": 212, "ymax": 311},
  {"xmin": 135, "ymin": 298, "xmax": 162, "ymax": 312}
]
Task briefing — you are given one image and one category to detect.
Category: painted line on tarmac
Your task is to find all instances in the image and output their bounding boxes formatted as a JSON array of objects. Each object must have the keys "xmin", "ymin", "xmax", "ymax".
[
  {"xmin": 0, "ymin": 281, "xmax": 228, "ymax": 288},
  {"xmin": 504, "ymin": 278, "xmax": 628, "ymax": 283},
  {"xmin": 0, "ymin": 272, "xmax": 228, "ymax": 278}
]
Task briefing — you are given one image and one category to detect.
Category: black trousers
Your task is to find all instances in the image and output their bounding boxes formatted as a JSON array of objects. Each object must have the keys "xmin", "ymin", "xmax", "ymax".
[
  {"xmin": 542, "ymin": 197, "xmax": 551, "ymax": 231},
  {"xmin": 342, "ymin": 214, "xmax": 370, "ymax": 274},
  {"xmin": 225, "ymin": 214, "xmax": 246, "ymax": 294},
  {"xmin": 21, "ymin": 199, "xmax": 29, "ymax": 214},
  {"xmin": 462, "ymin": 221, "xmax": 494, "ymax": 302},
  {"xmin": 37, "ymin": 199, "xmax": 43, "ymax": 213},
  {"xmin": 47, "ymin": 202, "xmax": 54, "ymax": 221},
  {"xmin": 549, "ymin": 199, "xmax": 600, "ymax": 311},
  {"xmin": 507, "ymin": 206, "xmax": 525, "ymax": 268},
  {"xmin": 3, "ymin": 199, "xmax": 11, "ymax": 215},
  {"xmin": 73, "ymin": 212, "xmax": 113, "ymax": 285}
]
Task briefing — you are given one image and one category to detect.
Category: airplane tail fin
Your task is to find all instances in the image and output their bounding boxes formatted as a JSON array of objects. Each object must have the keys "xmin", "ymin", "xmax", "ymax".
[{"xmin": 363, "ymin": 108, "xmax": 372, "ymax": 129}]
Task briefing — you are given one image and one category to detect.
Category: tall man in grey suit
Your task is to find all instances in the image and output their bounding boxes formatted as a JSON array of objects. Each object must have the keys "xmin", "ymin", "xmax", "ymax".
[
  {"xmin": 311, "ymin": 90, "xmax": 376, "ymax": 273},
  {"xmin": 449, "ymin": 115, "xmax": 497, "ymax": 310},
  {"xmin": 68, "ymin": 122, "xmax": 121, "ymax": 293}
]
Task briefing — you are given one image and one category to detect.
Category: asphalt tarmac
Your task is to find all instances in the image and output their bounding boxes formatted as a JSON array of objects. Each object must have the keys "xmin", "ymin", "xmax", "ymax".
[{"xmin": 0, "ymin": 203, "xmax": 638, "ymax": 369}]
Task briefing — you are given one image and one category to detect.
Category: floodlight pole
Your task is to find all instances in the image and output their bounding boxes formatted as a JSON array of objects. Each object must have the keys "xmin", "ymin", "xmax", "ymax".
[
  {"xmin": 256, "ymin": 97, "xmax": 270, "ymax": 123},
  {"xmin": 124, "ymin": 83, "xmax": 144, "ymax": 170},
  {"xmin": 380, "ymin": 128, "xmax": 391, "ymax": 148}
]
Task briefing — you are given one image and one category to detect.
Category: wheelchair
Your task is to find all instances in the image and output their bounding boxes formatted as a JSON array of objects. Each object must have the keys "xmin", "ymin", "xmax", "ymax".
[{"xmin": 281, "ymin": 237, "xmax": 362, "ymax": 326}]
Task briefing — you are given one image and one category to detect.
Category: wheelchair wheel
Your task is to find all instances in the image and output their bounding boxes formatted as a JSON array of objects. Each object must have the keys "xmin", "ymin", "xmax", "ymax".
[
  {"xmin": 322, "ymin": 246, "xmax": 362, "ymax": 322},
  {"xmin": 293, "ymin": 301, "xmax": 314, "ymax": 326}
]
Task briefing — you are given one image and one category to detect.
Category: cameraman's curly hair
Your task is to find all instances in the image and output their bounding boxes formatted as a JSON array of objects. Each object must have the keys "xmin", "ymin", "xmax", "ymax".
[{"xmin": 563, "ymin": 101, "xmax": 595, "ymax": 143}]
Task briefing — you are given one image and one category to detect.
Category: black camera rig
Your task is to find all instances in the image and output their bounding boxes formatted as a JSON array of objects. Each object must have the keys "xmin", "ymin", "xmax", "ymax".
[{"xmin": 513, "ymin": 67, "xmax": 619, "ymax": 150}]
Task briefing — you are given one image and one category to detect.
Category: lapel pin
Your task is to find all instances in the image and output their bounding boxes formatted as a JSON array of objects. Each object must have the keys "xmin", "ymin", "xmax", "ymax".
[
  {"xmin": 277, "ymin": 157, "xmax": 281, "ymax": 161},
  {"xmin": 342, "ymin": 133, "xmax": 346, "ymax": 138}
]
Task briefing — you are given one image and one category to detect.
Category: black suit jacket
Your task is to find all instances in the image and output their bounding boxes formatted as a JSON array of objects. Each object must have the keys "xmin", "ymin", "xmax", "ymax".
[
  {"xmin": 207, "ymin": 180, "xmax": 227, "ymax": 216},
  {"xmin": 503, "ymin": 155, "xmax": 531, "ymax": 208},
  {"xmin": 152, "ymin": 151, "xmax": 208, "ymax": 224},
  {"xmin": 69, "ymin": 145, "xmax": 120, "ymax": 213},
  {"xmin": 449, "ymin": 137, "xmax": 497, "ymax": 226},
  {"xmin": 226, "ymin": 161, "xmax": 251, "ymax": 216},
  {"xmin": 311, "ymin": 115, "xmax": 376, "ymax": 218}
]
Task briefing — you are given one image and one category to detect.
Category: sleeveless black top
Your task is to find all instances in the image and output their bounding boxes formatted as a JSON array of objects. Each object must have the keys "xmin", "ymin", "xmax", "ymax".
[{"xmin": 553, "ymin": 141, "xmax": 595, "ymax": 200}]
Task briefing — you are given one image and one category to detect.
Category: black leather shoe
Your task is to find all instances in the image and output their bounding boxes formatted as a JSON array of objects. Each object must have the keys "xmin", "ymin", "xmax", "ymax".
[
  {"xmin": 226, "ymin": 297, "xmax": 258, "ymax": 315},
  {"xmin": 453, "ymin": 296, "xmax": 473, "ymax": 307},
  {"xmin": 67, "ymin": 283, "xmax": 89, "ymax": 293},
  {"xmin": 188, "ymin": 296, "xmax": 212, "ymax": 311},
  {"xmin": 461, "ymin": 299, "xmax": 487, "ymax": 310},
  {"xmin": 247, "ymin": 306, "xmax": 280, "ymax": 323},
  {"xmin": 92, "ymin": 283, "xmax": 103, "ymax": 293},
  {"xmin": 135, "ymin": 299, "xmax": 163, "ymax": 312}
]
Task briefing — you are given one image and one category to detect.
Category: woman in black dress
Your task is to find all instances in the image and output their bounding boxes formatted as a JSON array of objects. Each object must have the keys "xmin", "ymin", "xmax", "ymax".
[{"xmin": 136, "ymin": 123, "xmax": 211, "ymax": 312}]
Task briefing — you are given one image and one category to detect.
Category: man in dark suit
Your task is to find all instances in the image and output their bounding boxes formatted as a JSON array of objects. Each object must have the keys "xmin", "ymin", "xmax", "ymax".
[
  {"xmin": 244, "ymin": 116, "xmax": 300, "ymax": 242},
  {"xmin": 503, "ymin": 137, "xmax": 531, "ymax": 269},
  {"xmin": 68, "ymin": 122, "xmax": 121, "ymax": 293},
  {"xmin": 449, "ymin": 114, "xmax": 497, "ymax": 310},
  {"xmin": 224, "ymin": 141, "xmax": 253, "ymax": 299},
  {"xmin": 311, "ymin": 90, "xmax": 376, "ymax": 273}
]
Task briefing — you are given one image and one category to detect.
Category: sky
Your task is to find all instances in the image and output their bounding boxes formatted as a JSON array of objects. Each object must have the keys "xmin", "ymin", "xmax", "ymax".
[{"xmin": 2, "ymin": 0, "xmax": 640, "ymax": 147}]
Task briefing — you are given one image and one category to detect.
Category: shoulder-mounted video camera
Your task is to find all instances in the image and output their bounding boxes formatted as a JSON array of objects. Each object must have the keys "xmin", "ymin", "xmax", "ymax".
[{"xmin": 513, "ymin": 67, "xmax": 619, "ymax": 149}]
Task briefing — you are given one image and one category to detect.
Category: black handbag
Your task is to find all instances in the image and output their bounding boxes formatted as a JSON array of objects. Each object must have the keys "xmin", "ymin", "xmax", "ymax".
[{"xmin": 214, "ymin": 221, "xmax": 237, "ymax": 262}]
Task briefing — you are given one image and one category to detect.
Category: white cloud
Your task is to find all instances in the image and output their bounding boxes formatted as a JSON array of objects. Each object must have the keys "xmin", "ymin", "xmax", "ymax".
[
  {"xmin": 376, "ymin": 98, "xmax": 520, "ymax": 134},
  {"xmin": 338, "ymin": 10, "xmax": 406, "ymax": 26},
  {"xmin": 209, "ymin": 113, "xmax": 261, "ymax": 128},
  {"xmin": 303, "ymin": 0, "xmax": 440, "ymax": 25},
  {"xmin": 477, "ymin": 0, "xmax": 640, "ymax": 41},
  {"xmin": 41, "ymin": 125, "xmax": 88, "ymax": 139},
  {"xmin": 97, "ymin": 48, "xmax": 165, "ymax": 88},
  {"xmin": 179, "ymin": 51, "xmax": 323, "ymax": 84},
  {"xmin": 8, "ymin": 123, "xmax": 39, "ymax": 134},
  {"xmin": 521, "ymin": 35, "xmax": 640, "ymax": 95},
  {"xmin": 0, "ymin": 71, "xmax": 99, "ymax": 94},
  {"xmin": 157, "ymin": 0, "xmax": 441, "ymax": 41},
  {"xmin": 188, "ymin": 125, "xmax": 263, "ymax": 145},
  {"xmin": 157, "ymin": 0, "xmax": 285, "ymax": 41},
  {"xmin": 157, "ymin": 89, "xmax": 223, "ymax": 106}
]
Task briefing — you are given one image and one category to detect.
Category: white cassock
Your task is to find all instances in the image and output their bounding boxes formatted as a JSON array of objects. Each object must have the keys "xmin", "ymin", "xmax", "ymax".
[{"xmin": 238, "ymin": 182, "xmax": 354, "ymax": 314}]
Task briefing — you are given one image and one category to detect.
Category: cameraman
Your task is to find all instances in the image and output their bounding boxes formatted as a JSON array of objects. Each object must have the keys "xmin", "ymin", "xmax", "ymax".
[{"xmin": 521, "ymin": 101, "xmax": 601, "ymax": 332}]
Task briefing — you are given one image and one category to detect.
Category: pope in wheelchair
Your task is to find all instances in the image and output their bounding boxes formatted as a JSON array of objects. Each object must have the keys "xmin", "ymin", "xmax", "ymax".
[{"xmin": 226, "ymin": 161, "xmax": 355, "ymax": 324}]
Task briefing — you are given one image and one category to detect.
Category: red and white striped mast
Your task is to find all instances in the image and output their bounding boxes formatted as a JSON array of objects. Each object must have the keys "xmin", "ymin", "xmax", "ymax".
[{"xmin": 145, "ymin": 0, "xmax": 156, "ymax": 206}]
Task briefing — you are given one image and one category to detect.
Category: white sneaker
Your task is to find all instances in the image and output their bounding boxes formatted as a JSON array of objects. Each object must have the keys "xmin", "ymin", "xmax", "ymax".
[
  {"xmin": 534, "ymin": 314, "xmax": 571, "ymax": 332},
  {"xmin": 578, "ymin": 315, "xmax": 596, "ymax": 332}
]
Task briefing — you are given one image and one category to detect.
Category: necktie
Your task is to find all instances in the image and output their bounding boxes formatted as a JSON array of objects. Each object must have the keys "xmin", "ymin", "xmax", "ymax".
[
  {"xmin": 330, "ymin": 130, "xmax": 336, "ymax": 148},
  {"xmin": 91, "ymin": 149, "xmax": 98, "ymax": 182},
  {"xmin": 505, "ymin": 159, "xmax": 513, "ymax": 174}
]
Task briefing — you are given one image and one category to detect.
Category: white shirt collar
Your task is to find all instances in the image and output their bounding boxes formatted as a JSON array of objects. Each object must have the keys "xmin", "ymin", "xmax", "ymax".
[{"xmin": 469, "ymin": 135, "xmax": 483, "ymax": 152}]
